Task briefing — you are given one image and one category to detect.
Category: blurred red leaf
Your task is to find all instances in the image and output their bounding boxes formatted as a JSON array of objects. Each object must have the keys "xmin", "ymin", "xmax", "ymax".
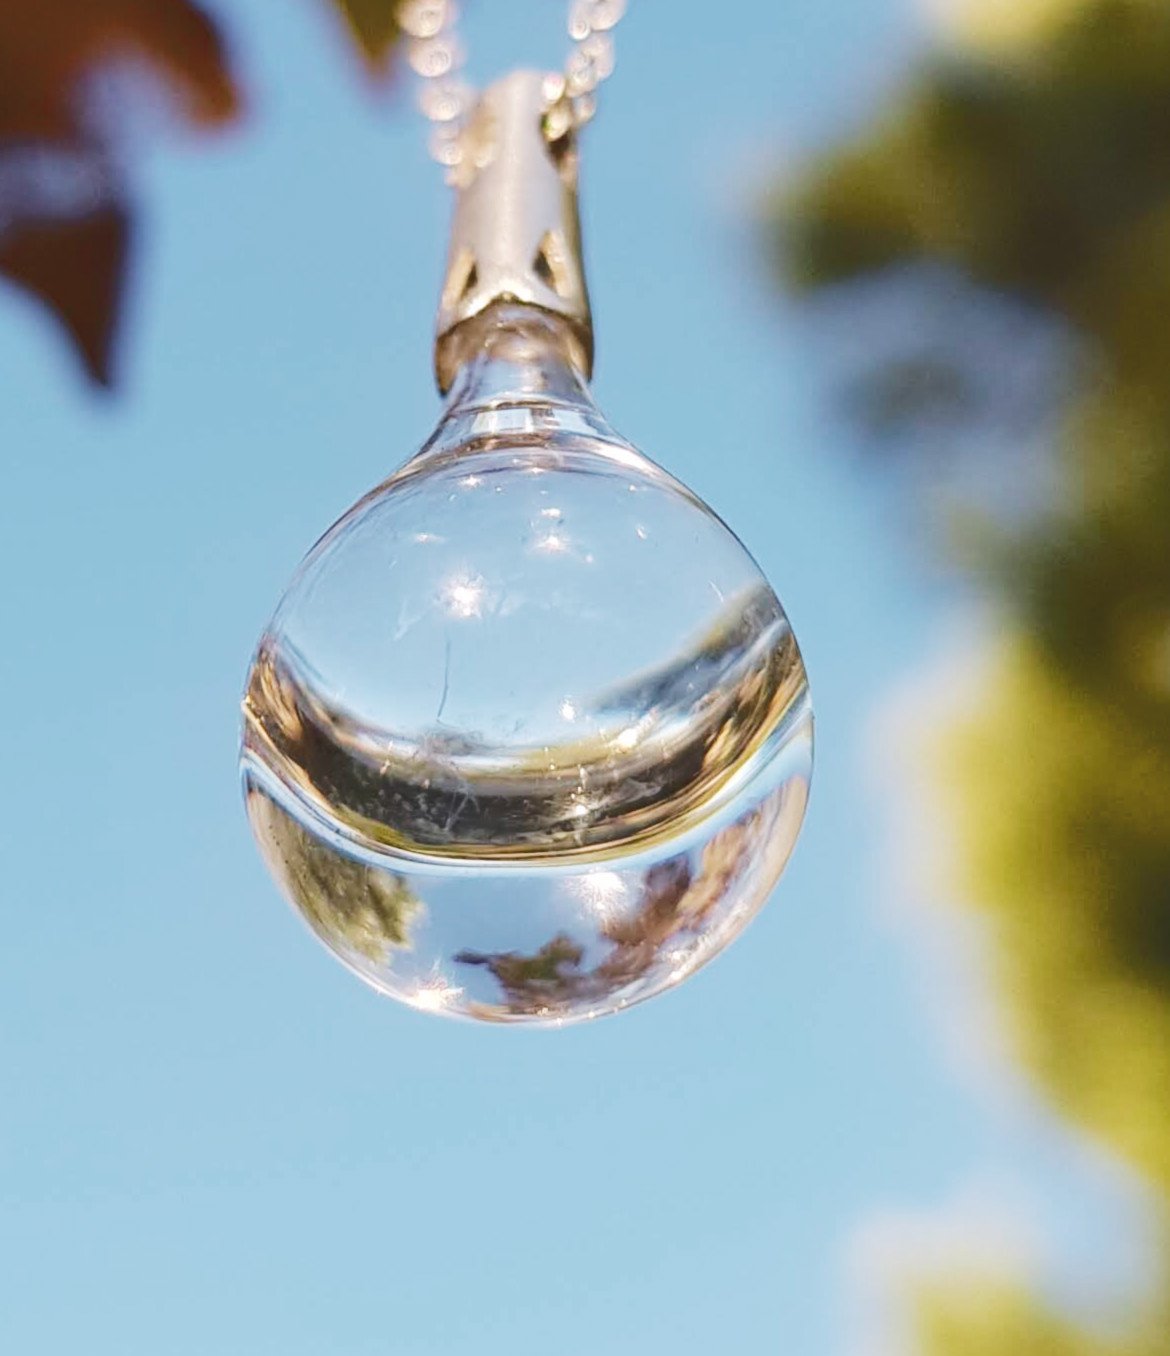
[
  {"xmin": 0, "ymin": 0, "xmax": 240, "ymax": 385},
  {"xmin": 0, "ymin": 0, "xmax": 239, "ymax": 139},
  {"xmin": 0, "ymin": 199, "xmax": 128, "ymax": 386},
  {"xmin": 0, "ymin": 1, "xmax": 411, "ymax": 387}
]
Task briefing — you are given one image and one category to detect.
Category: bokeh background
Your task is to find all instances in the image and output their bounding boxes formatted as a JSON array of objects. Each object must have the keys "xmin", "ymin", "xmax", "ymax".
[{"xmin": 2, "ymin": 1, "xmax": 1166, "ymax": 1352}]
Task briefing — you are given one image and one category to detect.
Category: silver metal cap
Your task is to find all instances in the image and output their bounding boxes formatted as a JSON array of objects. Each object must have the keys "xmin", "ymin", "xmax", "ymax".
[{"xmin": 434, "ymin": 69, "xmax": 593, "ymax": 394}]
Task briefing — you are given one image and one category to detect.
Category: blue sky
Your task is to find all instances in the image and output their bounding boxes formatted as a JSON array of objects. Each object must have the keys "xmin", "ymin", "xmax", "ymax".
[{"xmin": 0, "ymin": 1, "xmax": 1146, "ymax": 1352}]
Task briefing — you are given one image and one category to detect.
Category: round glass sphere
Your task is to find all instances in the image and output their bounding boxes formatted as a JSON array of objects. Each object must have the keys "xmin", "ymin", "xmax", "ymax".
[{"xmin": 241, "ymin": 308, "xmax": 812, "ymax": 1024}]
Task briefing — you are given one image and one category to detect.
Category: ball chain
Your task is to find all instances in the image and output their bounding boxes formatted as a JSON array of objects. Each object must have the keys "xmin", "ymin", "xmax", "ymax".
[{"xmin": 396, "ymin": 0, "xmax": 627, "ymax": 179}]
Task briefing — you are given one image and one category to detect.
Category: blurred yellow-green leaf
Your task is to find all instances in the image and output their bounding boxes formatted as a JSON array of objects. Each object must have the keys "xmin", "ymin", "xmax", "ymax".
[
  {"xmin": 937, "ymin": 634, "xmax": 1170, "ymax": 1191},
  {"xmin": 912, "ymin": 1278, "xmax": 1167, "ymax": 1356},
  {"xmin": 326, "ymin": 0, "xmax": 403, "ymax": 71}
]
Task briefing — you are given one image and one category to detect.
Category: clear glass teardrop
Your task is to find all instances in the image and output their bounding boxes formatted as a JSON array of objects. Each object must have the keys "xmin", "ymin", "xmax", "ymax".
[{"xmin": 241, "ymin": 306, "xmax": 812, "ymax": 1024}]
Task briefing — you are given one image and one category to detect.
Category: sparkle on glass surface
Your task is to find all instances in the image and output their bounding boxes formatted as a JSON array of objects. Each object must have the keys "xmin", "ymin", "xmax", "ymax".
[{"xmin": 444, "ymin": 576, "xmax": 485, "ymax": 618}]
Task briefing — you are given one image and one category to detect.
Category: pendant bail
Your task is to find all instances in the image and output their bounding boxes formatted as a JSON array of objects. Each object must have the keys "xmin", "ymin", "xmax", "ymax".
[{"xmin": 434, "ymin": 69, "xmax": 594, "ymax": 394}]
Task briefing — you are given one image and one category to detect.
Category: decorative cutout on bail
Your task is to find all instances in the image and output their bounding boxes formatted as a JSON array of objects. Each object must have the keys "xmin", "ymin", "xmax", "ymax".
[{"xmin": 434, "ymin": 70, "xmax": 592, "ymax": 393}]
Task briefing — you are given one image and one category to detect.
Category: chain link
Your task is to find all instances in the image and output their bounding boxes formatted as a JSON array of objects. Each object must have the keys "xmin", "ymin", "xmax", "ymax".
[{"xmin": 396, "ymin": 0, "xmax": 627, "ymax": 178}]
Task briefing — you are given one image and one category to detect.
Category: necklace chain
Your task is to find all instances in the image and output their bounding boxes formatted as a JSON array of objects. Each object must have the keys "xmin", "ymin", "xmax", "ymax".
[{"xmin": 396, "ymin": 0, "xmax": 627, "ymax": 179}]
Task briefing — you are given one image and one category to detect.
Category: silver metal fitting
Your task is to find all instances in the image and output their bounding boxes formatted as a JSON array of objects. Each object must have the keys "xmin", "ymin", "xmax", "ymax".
[{"xmin": 434, "ymin": 69, "xmax": 593, "ymax": 394}]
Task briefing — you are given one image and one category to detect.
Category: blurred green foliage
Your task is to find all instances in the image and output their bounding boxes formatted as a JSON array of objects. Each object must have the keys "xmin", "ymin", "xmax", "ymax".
[
  {"xmin": 780, "ymin": 0, "xmax": 1170, "ymax": 336},
  {"xmin": 775, "ymin": 0, "xmax": 1170, "ymax": 1346}
]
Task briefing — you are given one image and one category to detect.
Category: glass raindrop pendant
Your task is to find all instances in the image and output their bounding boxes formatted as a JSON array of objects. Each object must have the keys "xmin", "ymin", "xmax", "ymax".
[{"xmin": 241, "ymin": 71, "xmax": 813, "ymax": 1024}]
